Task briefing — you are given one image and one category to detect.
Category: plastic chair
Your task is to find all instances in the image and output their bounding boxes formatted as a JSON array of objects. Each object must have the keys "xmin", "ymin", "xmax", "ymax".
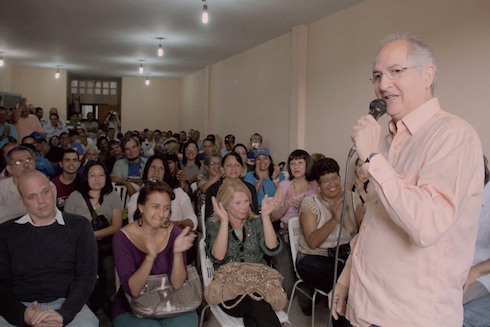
[
  {"xmin": 286, "ymin": 217, "xmax": 328, "ymax": 327},
  {"xmin": 112, "ymin": 182, "xmax": 129, "ymax": 208},
  {"xmin": 198, "ymin": 238, "xmax": 290, "ymax": 327},
  {"xmin": 200, "ymin": 204, "xmax": 206, "ymax": 236}
]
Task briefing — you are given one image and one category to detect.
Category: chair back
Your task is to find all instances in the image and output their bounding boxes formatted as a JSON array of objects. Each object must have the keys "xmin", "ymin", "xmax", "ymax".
[
  {"xmin": 199, "ymin": 238, "xmax": 215, "ymax": 288},
  {"xmin": 112, "ymin": 183, "xmax": 129, "ymax": 208},
  {"xmin": 288, "ymin": 217, "xmax": 301, "ymax": 276},
  {"xmin": 200, "ymin": 204, "xmax": 206, "ymax": 236}
]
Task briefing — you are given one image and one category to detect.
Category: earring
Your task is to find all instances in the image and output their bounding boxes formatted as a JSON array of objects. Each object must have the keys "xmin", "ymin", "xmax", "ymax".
[
  {"xmin": 161, "ymin": 219, "xmax": 170, "ymax": 229},
  {"xmin": 138, "ymin": 218, "xmax": 143, "ymax": 227}
]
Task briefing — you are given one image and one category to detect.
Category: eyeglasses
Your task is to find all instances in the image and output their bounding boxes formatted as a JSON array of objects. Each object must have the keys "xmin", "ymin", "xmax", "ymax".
[
  {"xmin": 209, "ymin": 161, "xmax": 221, "ymax": 166},
  {"xmin": 9, "ymin": 157, "xmax": 34, "ymax": 166},
  {"xmin": 370, "ymin": 66, "xmax": 417, "ymax": 85},
  {"xmin": 319, "ymin": 175, "xmax": 340, "ymax": 185}
]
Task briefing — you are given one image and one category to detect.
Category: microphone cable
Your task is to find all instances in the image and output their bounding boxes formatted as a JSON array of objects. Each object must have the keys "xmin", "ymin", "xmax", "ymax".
[{"xmin": 327, "ymin": 149, "xmax": 355, "ymax": 327}]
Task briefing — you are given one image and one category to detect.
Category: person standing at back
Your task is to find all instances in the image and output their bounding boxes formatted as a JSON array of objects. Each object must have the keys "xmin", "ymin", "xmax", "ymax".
[{"xmin": 330, "ymin": 33, "xmax": 484, "ymax": 327}]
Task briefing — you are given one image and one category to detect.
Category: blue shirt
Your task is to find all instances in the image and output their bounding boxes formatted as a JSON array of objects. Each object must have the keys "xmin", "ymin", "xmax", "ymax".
[
  {"xmin": 244, "ymin": 171, "xmax": 285, "ymax": 210},
  {"xmin": 0, "ymin": 123, "xmax": 18, "ymax": 148}
]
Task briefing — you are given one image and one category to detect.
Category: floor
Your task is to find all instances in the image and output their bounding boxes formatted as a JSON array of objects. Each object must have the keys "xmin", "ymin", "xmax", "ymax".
[{"xmin": 97, "ymin": 295, "xmax": 331, "ymax": 326}]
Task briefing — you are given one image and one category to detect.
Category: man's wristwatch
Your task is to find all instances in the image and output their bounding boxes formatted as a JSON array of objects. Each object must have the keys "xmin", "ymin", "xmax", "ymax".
[{"xmin": 365, "ymin": 153, "xmax": 378, "ymax": 163}]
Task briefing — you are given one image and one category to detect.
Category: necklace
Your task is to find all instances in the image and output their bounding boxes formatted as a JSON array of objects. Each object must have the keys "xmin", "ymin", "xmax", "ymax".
[{"xmin": 234, "ymin": 229, "xmax": 242, "ymax": 237}]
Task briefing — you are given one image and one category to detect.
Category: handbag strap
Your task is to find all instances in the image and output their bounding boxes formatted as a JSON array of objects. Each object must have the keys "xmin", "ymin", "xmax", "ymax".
[{"xmin": 83, "ymin": 195, "xmax": 98, "ymax": 221}]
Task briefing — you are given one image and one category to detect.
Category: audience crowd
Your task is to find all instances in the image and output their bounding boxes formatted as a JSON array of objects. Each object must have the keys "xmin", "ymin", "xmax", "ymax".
[{"xmin": 0, "ymin": 89, "xmax": 488, "ymax": 327}]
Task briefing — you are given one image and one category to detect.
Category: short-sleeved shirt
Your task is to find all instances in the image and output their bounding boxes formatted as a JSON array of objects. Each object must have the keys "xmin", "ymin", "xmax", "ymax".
[
  {"xmin": 244, "ymin": 171, "xmax": 285, "ymax": 210},
  {"xmin": 64, "ymin": 190, "xmax": 123, "ymax": 222}
]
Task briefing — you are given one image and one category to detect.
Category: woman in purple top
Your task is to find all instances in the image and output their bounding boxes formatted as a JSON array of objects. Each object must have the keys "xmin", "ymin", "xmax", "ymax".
[{"xmin": 112, "ymin": 180, "xmax": 198, "ymax": 327}]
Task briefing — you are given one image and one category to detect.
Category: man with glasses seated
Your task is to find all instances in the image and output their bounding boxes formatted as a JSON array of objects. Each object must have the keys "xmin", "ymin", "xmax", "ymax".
[{"xmin": 0, "ymin": 145, "xmax": 36, "ymax": 224}]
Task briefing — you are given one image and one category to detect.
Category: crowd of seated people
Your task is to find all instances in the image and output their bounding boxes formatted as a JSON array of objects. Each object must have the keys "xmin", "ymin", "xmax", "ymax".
[{"xmin": 1, "ymin": 98, "xmax": 489, "ymax": 326}]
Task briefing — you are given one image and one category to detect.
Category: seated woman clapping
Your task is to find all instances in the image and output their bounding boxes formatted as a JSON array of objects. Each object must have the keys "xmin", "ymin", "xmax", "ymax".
[
  {"xmin": 205, "ymin": 179, "xmax": 283, "ymax": 327},
  {"xmin": 112, "ymin": 180, "xmax": 198, "ymax": 326},
  {"xmin": 297, "ymin": 158, "xmax": 363, "ymax": 325}
]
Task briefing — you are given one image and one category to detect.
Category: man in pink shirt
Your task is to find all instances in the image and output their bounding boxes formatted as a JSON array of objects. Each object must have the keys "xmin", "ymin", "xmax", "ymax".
[
  {"xmin": 12, "ymin": 98, "xmax": 44, "ymax": 144},
  {"xmin": 330, "ymin": 34, "xmax": 484, "ymax": 326}
]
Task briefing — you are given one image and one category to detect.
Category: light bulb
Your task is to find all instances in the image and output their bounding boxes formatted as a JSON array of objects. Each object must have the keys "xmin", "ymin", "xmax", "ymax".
[
  {"xmin": 158, "ymin": 44, "xmax": 164, "ymax": 57},
  {"xmin": 202, "ymin": 5, "xmax": 209, "ymax": 24},
  {"xmin": 145, "ymin": 78, "xmax": 150, "ymax": 86},
  {"xmin": 139, "ymin": 64, "xmax": 144, "ymax": 74},
  {"xmin": 55, "ymin": 70, "xmax": 60, "ymax": 79}
]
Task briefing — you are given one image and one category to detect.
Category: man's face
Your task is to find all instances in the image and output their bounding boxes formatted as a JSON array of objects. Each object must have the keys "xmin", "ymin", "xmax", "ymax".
[
  {"xmin": 60, "ymin": 153, "xmax": 80, "ymax": 174},
  {"xmin": 179, "ymin": 132, "xmax": 186, "ymax": 142},
  {"xmin": 111, "ymin": 143, "xmax": 122, "ymax": 157},
  {"xmin": 49, "ymin": 115, "xmax": 59, "ymax": 127},
  {"xmin": 192, "ymin": 131, "xmax": 200, "ymax": 141},
  {"xmin": 70, "ymin": 114, "xmax": 78, "ymax": 122},
  {"xmin": 124, "ymin": 138, "xmax": 141, "ymax": 161},
  {"xmin": 20, "ymin": 173, "xmax": 57, "ymax": 223},
  {"xmin": 225, "ymin": 137, "xmax": 235, "ymax": 151},
  {"xmin": 6, "ymin": 150, "xmax": 35, "ymax": 178},
  {"xmin": 107, "ymin": 129, "xmax": 115, "ymax": 139},
  {"xmin": 20, "ymin": 106, "xmax": 30, "ymax": 118},
  {"xmin": 36, "ymin": 109, "xmax": 43, "ymax": 119},
  {"xmin": 153, "ymin": 131, "xmax": 161, "ymax": 142},
  {"xmin": 60, "ymin": 134, "xmax": 70, "ymax": 147},
  {"xmin": 87, "ymin": 113, "xmax": 94, "ymax": 121},
  {"xmin": 202, "ymin": 140, "xmax": 215, "ymax": 155},
  {"xmin": 0, "ymin": 109, "xmax": 7, "ymax": 123},
  {"xmin": 373, "ymin": 40, "xmax": 434, "ymax": 122},
  {"xmin": 146, "ymin": 130, "xmax": 154, "ymax": 141}
]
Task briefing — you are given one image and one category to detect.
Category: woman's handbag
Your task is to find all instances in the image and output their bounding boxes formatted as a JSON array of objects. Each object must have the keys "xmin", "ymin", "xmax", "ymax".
[
  {"xmin": 83, "ymin": 196, "xmax": 112, "ymax": 255},
  {"xmin": 204, "ymin": 262, "xmax": 287, "ymax": 311},
  {"xmin": 127, "ymin": 265, "xmax": 203, "ymax": 318}
]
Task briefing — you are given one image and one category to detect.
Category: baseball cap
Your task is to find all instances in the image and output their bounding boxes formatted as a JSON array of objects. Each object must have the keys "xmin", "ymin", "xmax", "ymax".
[
  {"xmin": 254, "ymin": 147, "xmax": 270, "ymax": 159},
  {"xmin": 30, "ymin": 132, "xmax": 46, "ymax": 142},
  {"xmin": 225, "ymin": 134, "xmax": 235, "ymax": 144}
]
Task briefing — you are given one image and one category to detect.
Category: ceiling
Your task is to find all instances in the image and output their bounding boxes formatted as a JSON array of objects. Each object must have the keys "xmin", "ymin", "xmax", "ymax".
[{"xmin": 0, "ymin": 0, "xmax": 364, "ymax": 79}]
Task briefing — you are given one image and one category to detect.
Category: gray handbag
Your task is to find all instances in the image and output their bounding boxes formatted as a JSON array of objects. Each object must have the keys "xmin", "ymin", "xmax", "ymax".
[{"xmin": 128, "ymin": 265, "xmax": 202, "ymax": 318}]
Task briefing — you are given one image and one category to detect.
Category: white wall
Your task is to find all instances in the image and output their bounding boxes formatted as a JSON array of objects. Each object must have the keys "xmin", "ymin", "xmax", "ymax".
[
  {"xmin": 8, "ymin": 67, "xmax": 67, "ymax": 120},
  {"xmin": 0, "ymin": 63, "xmax": 13, "ymax": 93},
  {"xmin": 180, "ymin": 67, "xmax": 209, "ymax": 136},
  {"xmin": 182, "ymin": 33, "xmax": 293, "ymax": 163},
  {"xmin": 121, "ymin": 76, "xmax": 180, "ymax": 132},
  {"xmin": 181, "ymin": 0, "xmax": 490, "ymax": 170},
  {"xmin": 305, "ymin": 0, "xmax": 490, "ymax": 171}
]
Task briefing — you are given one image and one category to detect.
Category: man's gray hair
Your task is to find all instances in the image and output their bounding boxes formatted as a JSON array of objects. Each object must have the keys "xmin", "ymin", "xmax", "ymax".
[
  {"xmin": 6, "ymin": 145, "xmax": 35, "ymax": 165},
  {"xmin": 374, "ymin": 33, "xmax": 438, "ymax": 92}
]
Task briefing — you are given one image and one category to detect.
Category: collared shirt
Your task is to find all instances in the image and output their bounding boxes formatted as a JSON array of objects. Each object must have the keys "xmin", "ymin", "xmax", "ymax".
[
  {"xmin": 0, "ymin": 177, "xmax": 26, "ymax": 224},
  {"xmin": 43, "ymin": 123, "xmax": 69, "ymax": 140},
  {"xmin": 111, "ymin": 157, "xmax": 148, "ymax": 180},
  {"xmin": 0, "ymin": 122, "xmax": 18, "ymax": 148},
  {"xmin": 15, "ymin": 207, "xmax": 65, "ymax": 226},
  {"xmin": 342, "ymin": 98, "xmax": 484, "ymax": 327},
  {"xmin": 13, "ymin": 114, "xmax": 44, "ymax": 144}
]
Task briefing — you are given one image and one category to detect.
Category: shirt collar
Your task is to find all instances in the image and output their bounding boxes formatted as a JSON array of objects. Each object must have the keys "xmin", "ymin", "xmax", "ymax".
[
  {"xmin": 388, "ymin": 97, "xmax": 441, "ymax": 136},
  {"xmin": 15, "ymin": 208, "xmax": 65, "ymax": 227}
]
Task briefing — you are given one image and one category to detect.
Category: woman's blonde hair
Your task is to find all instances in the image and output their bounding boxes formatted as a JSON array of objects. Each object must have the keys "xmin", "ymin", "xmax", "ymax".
[{"xmin": 209, "ymin": 179, "xmax": 259, "ymax": 223}]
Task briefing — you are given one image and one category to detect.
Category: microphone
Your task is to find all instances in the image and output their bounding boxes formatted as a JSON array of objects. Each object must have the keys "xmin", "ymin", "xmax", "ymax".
[{"xmin": 348, "ymin": 99, "xmax": 387, "ymax": 158}]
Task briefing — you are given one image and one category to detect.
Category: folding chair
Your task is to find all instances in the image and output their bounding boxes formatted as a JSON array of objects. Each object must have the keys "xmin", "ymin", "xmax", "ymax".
[
  {"xmin": 112, "ymin": 182, "xmax": 129, "ymax": 208},
  {"xmin": 286, "ymin": 217, "xmax": 328, "ymax": 327},
  {"xmin": 200, "ymin": 204, "xmax": 206, "ymax": 236},
  {"xmin": 198, "ymin": 238, "xmax": 290, "ymax": 327}
]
